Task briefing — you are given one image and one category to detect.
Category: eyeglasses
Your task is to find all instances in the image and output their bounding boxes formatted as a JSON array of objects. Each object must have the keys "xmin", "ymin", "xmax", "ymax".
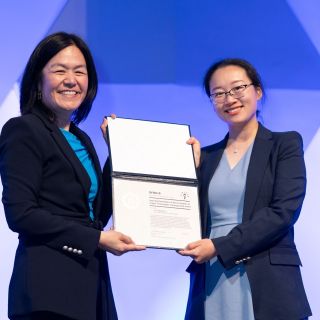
[{"xmin": 210, "ymin": 83, "xmax": 253, "ymax": 103}]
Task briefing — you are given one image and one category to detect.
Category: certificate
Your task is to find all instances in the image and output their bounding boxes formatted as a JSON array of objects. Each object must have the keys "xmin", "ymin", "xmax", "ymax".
[{"xmin": 107, "ymin": 117, "xmax": 201, "ymax": 249}]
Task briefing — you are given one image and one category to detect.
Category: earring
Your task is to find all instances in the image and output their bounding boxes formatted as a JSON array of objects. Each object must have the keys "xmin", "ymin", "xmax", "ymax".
[{"xmin": 37, "ymin": 91, "xmax": 42, "ymax": 100}]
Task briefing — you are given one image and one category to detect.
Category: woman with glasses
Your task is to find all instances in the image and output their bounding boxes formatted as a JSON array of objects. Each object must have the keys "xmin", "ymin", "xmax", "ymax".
[
  {"xmin": 0, "ymin": 32, "xmax": 145, "ymax": 320},
  {"xmin": 179, "ymin": 58, "xmax": 311, "ymax": 320}
]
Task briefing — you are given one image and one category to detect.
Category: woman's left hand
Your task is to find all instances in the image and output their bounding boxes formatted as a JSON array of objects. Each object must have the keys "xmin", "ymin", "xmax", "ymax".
[
  {"xmin": 178, "ymin": 239, "xmax": 217, "ymax": 263},
  {"xmin": 100, "ymin": 114, "xmax": 116, "ymax": 143}
]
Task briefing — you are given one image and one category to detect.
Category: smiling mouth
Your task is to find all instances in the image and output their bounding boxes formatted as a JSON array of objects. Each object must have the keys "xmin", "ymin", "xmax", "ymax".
[
  {"xmin": 58, "ymin": 90, "xmax": 81, "ymax": 95},
  {"xmin": 225, "ymin": 106, "xmax": 243, "ymax": 114}
]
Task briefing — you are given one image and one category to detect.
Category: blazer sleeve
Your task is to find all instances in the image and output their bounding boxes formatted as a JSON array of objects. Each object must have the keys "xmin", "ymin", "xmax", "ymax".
[
  {"xmin": 0, "ymin": 117, "xmax": 100, "ymax": 262},
  {"xmin": 101, "ymin": 157, "xmax": 113, "ymax": 227},
  {"xmin": 213, "ymin": 132, "xmax": 306, "ymax": 269}
]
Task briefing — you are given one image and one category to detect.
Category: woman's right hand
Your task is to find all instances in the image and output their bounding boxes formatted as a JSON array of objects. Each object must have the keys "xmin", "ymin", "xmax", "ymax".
[
  {"xmin": 98, "ymin": 230, "xmax": 146, "ymax": 256},
  {"xmin": 187, "ymin": 136, "xmax": 201, "ymax": 168}
]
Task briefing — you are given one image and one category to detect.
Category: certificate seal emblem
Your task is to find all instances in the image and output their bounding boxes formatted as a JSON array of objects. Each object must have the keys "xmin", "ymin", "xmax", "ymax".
[{"xmin": 121, "ymin": 192, "xmax": 140, "ymax": 209}]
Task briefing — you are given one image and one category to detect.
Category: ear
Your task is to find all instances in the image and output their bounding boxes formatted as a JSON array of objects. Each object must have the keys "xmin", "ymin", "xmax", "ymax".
[{"xmin": 256, "ymin": 87, "xmax": 263, "ymax": 101}]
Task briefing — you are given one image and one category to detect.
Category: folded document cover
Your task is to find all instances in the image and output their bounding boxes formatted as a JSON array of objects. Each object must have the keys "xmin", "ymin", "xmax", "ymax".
[{"xmin": 107, "ymin": 117, "xmax": 201, "ymax": 249}]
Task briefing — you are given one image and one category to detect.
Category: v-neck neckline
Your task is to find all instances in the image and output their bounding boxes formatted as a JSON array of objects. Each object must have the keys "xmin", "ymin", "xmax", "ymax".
[{"xmin": 224, "ymin": 142, "xmax": 253, "ymax": 171}]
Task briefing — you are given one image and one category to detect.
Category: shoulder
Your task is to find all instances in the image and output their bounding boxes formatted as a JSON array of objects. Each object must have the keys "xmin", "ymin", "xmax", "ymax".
[
  {"xmin": 271, "ymin": 130, "xmax": 302, "ymax": 142},
  {"xmin": 0, "ymin": 114, "xmax": 50, "ymax": 153},
  {"xmin": 271, "ymin": 130, "xmax": 303, "ymax": 151},
  {"xmin": 259, "ymin": 123, "xmax": 302, "ymax": 144},
  {"xmin": 1, "ymin": 114, "xmax": 42, "ymax": 137},
  {"xmin": 265, "ymin": 129, "xmax": 304, "ymax": 161},
  {"xmin": 257, "ymin": 124, "xmax": 303, "ymax": 152}
]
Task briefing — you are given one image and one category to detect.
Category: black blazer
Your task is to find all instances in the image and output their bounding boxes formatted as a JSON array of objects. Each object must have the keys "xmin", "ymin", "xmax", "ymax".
[
  {"xmin": 185, "ymin": 124, "xmax": 312, "ymax": 320},
  {"xmin": 0, "ymin": 109, "xmax": 117, "ymax": 320}
]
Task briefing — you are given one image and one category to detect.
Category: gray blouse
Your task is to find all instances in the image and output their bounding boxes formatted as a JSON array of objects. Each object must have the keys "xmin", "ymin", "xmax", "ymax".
[{"xmin": 205, "ymin": 144, "xmax": 255, "ymax": 320}]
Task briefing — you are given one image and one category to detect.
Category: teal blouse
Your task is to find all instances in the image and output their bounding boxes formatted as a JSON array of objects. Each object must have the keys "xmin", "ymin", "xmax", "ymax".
[{"xmin": 60, "ymin": 128, "xmax": 98, "ymax": 220}]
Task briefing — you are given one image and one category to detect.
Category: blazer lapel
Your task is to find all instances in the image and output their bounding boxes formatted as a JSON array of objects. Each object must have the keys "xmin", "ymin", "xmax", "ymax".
[
  {"xmin": 33, "ymin": 109, "xmax": 92, "ymax": 199},
  {"xmin": 201, "ymin": 139, "xmax": 227, "ymax": 195},
  {"xmin": 70, "ymin": 123, "xmax": 102, "ymax": 187},
  {"xmin": 200, "ymin": 138, "xmax": 227, "ymax": 236},
  {"xmin": 70, "ymin": 124, "xmax": 103, "ymax": 220},
  {"xmin": 242, "ymin": 123, "xmax": 273, "ymax": 220}
]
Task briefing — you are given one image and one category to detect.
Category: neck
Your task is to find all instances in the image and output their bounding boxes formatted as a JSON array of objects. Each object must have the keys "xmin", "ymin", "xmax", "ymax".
[
  {"xmin": 56, "ymin": 116, "xmax": 71, "ymax": 131},
  {"xmin": 228, "ymin": 118, "xmax": 259, "ymax": 143}
]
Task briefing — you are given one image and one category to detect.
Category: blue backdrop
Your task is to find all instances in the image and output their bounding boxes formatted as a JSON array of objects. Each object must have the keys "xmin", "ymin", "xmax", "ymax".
[{"xmin": 0, "ymin": 1, "xmax": 319, "ymax": 319}]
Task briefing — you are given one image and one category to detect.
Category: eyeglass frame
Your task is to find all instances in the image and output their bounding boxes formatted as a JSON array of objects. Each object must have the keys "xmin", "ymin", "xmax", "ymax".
[{"xmin": 209, "ymin": 83, "xmax": 254, "ymax": 103}]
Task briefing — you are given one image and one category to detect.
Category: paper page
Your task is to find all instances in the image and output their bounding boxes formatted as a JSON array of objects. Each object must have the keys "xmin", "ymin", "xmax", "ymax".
[
  {"xmin": 112, "ymin": 178, "xmax": 201, "ymax": 249},
  {"xmin": 107, "ymin": 117, "xmax": 196, "ymax": 179}
]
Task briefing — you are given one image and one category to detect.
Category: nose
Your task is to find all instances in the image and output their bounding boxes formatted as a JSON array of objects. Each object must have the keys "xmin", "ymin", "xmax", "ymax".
[
  {"xmin": 224, "ymin": 92, "xmax": 237, "ymax": 104},
  {"xmin": 63, "ymin": 72, "xmax": 77, "ymax": 87}
]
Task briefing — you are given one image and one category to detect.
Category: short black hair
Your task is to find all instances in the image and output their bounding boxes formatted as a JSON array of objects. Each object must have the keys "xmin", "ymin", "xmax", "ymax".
[
  {"xmin": 203, "ymin": 58, "xmax": 265, "ymax": 99},
  {"xmin": 20, "ymin": 32, "xmax": 98, "ymax": 124}
]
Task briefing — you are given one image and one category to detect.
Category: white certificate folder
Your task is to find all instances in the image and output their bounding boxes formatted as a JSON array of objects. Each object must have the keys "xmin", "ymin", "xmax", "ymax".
[{"xmin": 107, "ymin": 117, "xmax": 201, "ymax": 249}]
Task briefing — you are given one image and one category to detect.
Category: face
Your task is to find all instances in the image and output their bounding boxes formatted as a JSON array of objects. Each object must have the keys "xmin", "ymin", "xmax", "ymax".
[
  {"xmin": 209, "ymin": 65, "xmax": 262, "ymax": 126},
  {"xmin": 39, "ymin": 45, "xmax": 88, "ymax": 120}
]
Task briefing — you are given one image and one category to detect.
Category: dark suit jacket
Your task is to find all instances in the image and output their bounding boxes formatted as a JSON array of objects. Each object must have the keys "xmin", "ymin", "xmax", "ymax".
[
  {"xmin": 0, "ymin": 109, "xmax": 117, "ymax": 320},
  {"xmin": 185, "ymin": 124, "xmax": 312, "ymax": 320}
]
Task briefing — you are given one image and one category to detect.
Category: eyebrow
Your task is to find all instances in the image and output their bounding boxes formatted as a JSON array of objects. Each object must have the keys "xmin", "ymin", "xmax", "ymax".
[
  {"xmin": 49, "ymin": 63, "xmax": 87, "ymax": 69},
  {"xmin": 211, "ymin": 80, "xmax": 246, "ymax": 91}
]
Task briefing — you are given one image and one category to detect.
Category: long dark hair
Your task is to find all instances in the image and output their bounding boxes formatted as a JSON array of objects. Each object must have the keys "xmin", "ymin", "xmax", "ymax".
[{"xmin": 20, "ymin": 32, "xmax": 98, "ymax": 125}]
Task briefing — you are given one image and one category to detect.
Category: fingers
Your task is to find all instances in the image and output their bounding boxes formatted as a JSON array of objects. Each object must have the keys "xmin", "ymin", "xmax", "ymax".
[
  {"xmin": 187, "ymin": 136, "xmax": 201, "ymax": 168},
  {"xmin": 186, "ymin": 136, "xmax": 200, "ymax": 146},
  {"xmin": 178, "ymin": 248, "xmax": 204, "ymax": 263},
  {"xmin": 100, "ymin": 117, "xmax": 108, "ymax": 138},
  {"xmin": 178, "ymin": 249, "xmax": 195, "ymax": 256},
  {"xmin": 125, "ymin": 244, "xmax": 146, "ymax": 251},
  {"xmin": 99, "ymin": 230, "xmax": 146, "ymax": 256},
  {"xmin": 100, "ymin": 114, "xmax": 117, "ymax": 143},
  {"xmin": 185, "ymin": 240, "xmax": 202, "ymax": 250},
  {"xmin": 118, "ymin": 232, "xmax": 134, "ymax": 244},
  {"xmin": 117, "ymin": 232, "xmax": 146, "ymax": 250},
  {"xmin": 178, "ymin": 248, "xmax": 205, "ymax": 264},
  {"xmin": 178, "ymin": 240, "xmax": 201, "ymax": 257},
  {"xmin": 100, "ymin": 114, "xmax": 117, "ymax": 134},
  {"xmin": 111, "ymin": 243, "xmax": 146, "ymax": 256},
  {"xmin": 178, "ymin": 239, "xmax": 216, "ymax": 264},
  {"xmin": 177, "ymin": 240, "xmax": 201, "ymax": 254}
]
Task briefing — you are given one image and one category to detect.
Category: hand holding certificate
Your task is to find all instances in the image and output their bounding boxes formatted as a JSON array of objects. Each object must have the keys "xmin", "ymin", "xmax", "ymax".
[{"xmin": 107, "ymin": 117, "xmax": 201, "ymax": 249}]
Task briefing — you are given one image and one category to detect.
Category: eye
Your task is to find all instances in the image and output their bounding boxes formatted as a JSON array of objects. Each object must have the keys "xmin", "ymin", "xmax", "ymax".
[
  {"xmin": 53, "ymin": 69, "xmax": 65, "ymax": 74},
  {"xmin": 75, "ymin": 70, "xmax": 87, "ymax": 75},
  {"xmin": 232, "ymin": 85, "xmax": 246, "ymax": 93},
  {"xmin": 213, "ymin": 91, "xmax": 225, "ymax": 98}
]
